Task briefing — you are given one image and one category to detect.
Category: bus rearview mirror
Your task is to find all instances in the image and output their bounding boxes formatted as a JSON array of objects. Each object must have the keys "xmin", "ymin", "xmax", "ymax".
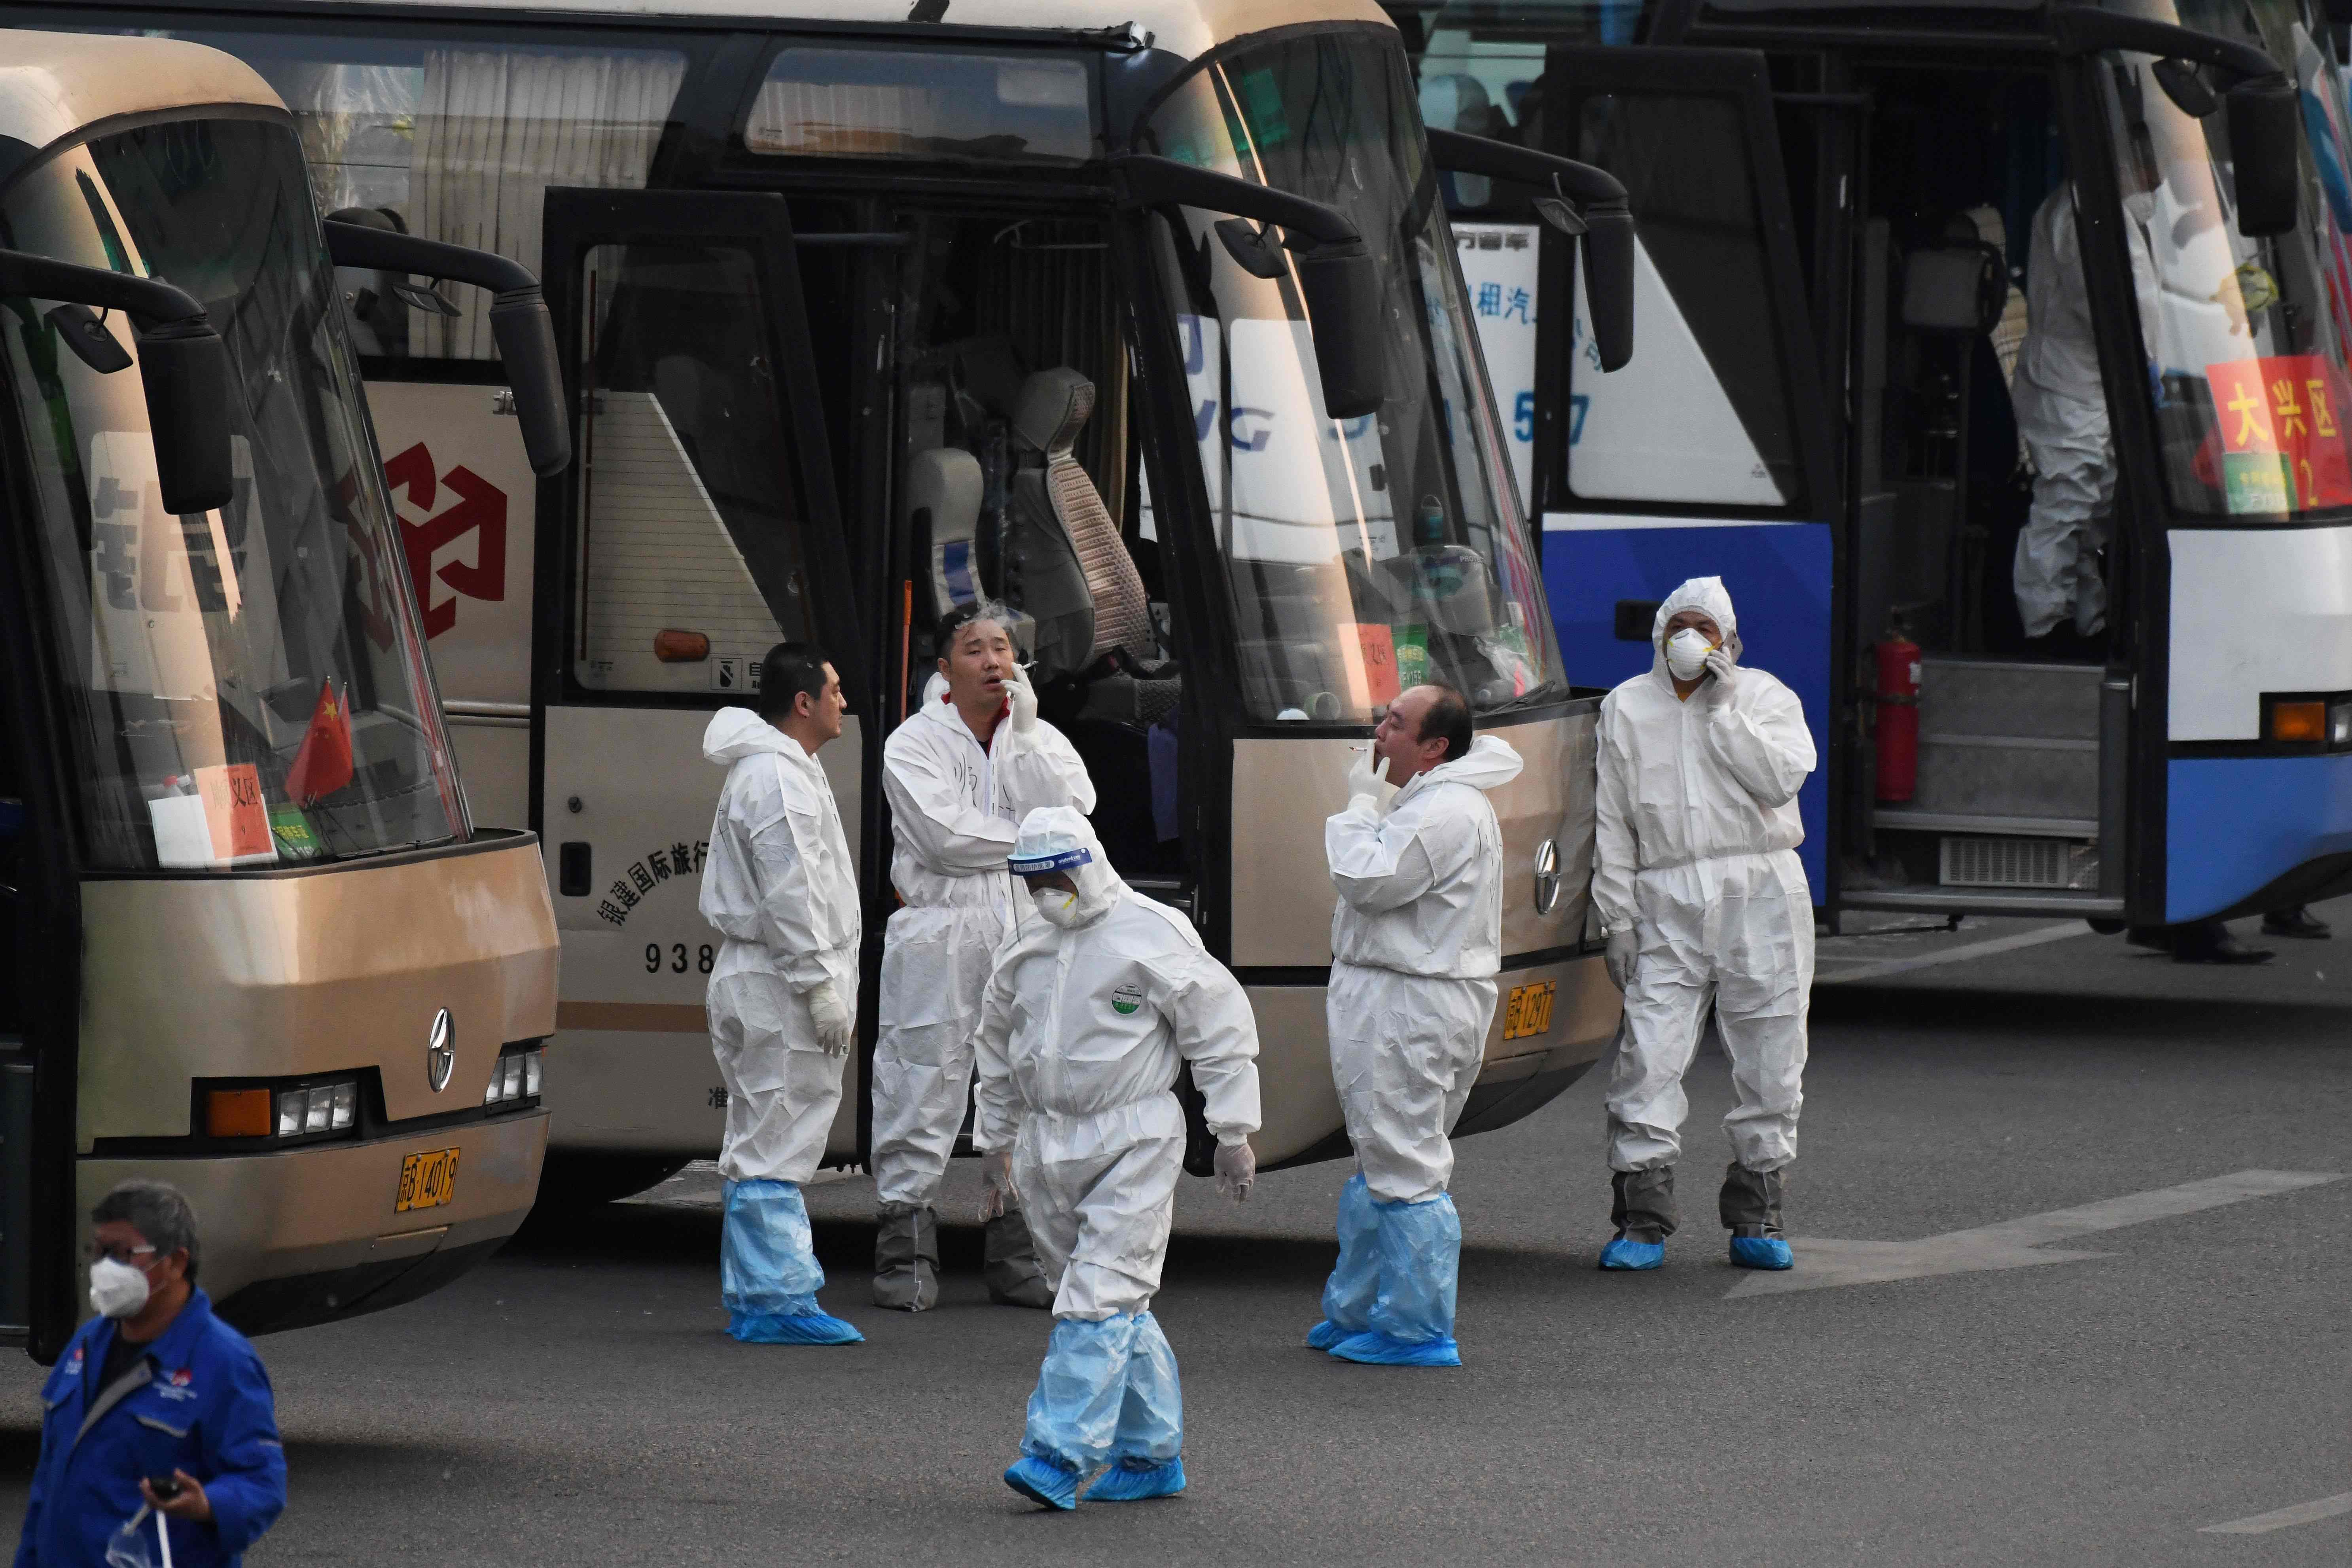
[
  {"xmin": 134, "ymin": 324, "xmax": 238, "ymax": 516},
  {"xmin": 2226, "ymin": 77, "xmax": 2300, "ymax": 237},
  {"xmin": 1295, "ymin": 241, "xmax": 1388, "ymax": 420},
  {"xmin": 1580, "ymin": 205, "xmax": 1636, "ymax": 373}
]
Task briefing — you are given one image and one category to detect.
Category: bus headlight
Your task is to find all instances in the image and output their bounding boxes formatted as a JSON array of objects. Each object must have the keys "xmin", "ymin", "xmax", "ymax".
[
  {"xmin": 2261, "ymin": 692, "xmax": 2352, "ymax": 751},
  {"xmin": 275, "ymin": 1079, "xmax": 358, "ymax": 1136},
  {"xmin": 484, "ymin": 1045, "xmax": 543, "ymax": 1107}
]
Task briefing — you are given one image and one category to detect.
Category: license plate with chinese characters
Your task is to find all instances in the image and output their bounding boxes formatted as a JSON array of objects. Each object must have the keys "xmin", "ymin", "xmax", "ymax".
[
  {"xmin": 1501, "ymin": 980, "xmax": 1557, "ymax": 1042},
  {"xmin": 395, "ymin": 1148, "xmax": 460, "ymax": 1213}
]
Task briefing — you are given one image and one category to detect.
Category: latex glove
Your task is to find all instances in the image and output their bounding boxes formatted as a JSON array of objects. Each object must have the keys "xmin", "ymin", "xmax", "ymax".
[
  {"xmin": 1343, "ymin": 746, "xmax": 1391, "ymax": 808},
  {"xmin": 1006, "ymin": 663, "xmax": 1041, "ymax": 737},
  {"xmin": 1213, "ymin": 1138, "xmax": 1256, "ymax": 1203},
  {"xmin": 1604, "ymin": 928, "xmax": 1640, "ymax": 993},
  {"xmin": 979, "ymin": 1146, "xmax": 1016, "ymax": 1222},
  {"xmin": 807, "ymin": 980, "xmax": 855, "ymax": 1057},
  {"xmin": 1701, "ymin": 647, "xmax": 1740, "ymax": 708}
]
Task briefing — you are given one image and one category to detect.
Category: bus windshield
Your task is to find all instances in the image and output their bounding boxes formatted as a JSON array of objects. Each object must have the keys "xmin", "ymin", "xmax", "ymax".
[
  {"xmin": 2102, "ymin": 0, "xmax": 2352, "ymax": 519},
  {"xmin": 1138, "ymin": 28, "xmax": 1565, "ymax": 724},
  {"xmin": 0, "ymin": 116, "xmax": 464, "ymax": 869}
]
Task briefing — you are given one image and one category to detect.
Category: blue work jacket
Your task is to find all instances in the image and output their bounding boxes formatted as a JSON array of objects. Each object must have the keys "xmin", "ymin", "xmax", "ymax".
[{"xmin": 13, "ymin": 1290, "xmax": 286, "ymax": 1568}]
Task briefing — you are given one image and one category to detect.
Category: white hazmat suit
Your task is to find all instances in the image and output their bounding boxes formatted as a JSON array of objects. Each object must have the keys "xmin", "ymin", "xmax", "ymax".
[
  {"xmin": 1311, "ymin": 730, "xmax": 1521, "ymax": 1366},
  {"xmin": 699, "ymin": 706, "xmax": 864, "ymax": 1343},
  {"xmin": 1594, "ymin": 578, "xmax": 1816, "ymax": 1252},
  {"xmin": 872, "ymin": 677, "xmax": 1095, "ymax": 1306},
  {"xmin": 975, "ymin": 807, "xmax": 1259, "ymax": 1500},
  {"xmin": 2011, "ymin": 182, "xmax": 2158, "ymax": 640}
]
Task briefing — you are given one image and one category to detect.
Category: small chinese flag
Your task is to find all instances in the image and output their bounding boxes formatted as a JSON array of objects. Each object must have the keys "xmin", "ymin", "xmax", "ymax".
[{"xmin": 284, "ymin": 678, "xmax": 355, "ymax": 805}]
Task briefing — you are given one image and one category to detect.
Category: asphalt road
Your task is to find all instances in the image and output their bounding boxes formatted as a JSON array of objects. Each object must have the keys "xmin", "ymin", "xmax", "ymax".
[{"xmin": 6, "ymin": 899, "xmax": 2347, "ymax": 1565}]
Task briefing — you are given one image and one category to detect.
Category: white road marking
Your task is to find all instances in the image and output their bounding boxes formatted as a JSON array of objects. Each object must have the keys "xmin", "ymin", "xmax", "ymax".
[
  {"xmin": 1815, "ymin": 921, "xmax": 2091, "ymax": 985},
  {"xmin": 1727, "ymin": 1169, "xmax": 2344, "ymax": 1297},
  {"xmin": 2199, "ymin": 1492, "xmax": 2352, "ymax": 1534}
]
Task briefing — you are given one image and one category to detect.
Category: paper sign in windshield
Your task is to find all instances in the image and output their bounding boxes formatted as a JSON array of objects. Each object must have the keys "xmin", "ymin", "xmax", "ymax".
[{"xmin": 2203, "ymin": 355, "xmax": 2352, "ymax": 513}]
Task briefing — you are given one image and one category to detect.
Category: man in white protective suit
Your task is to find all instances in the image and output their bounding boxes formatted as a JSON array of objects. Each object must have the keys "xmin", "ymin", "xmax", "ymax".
[
  {"xmin": 1308, "ymin": 683, "xmax": 1522, "ymax": 1368},
  {"xmin": 978, "ymin": 807, "xmax": 1260, "ymax": 1511},
  {"xmin": 1593, "ymin": 576, "xmax": 1816, "ymax": 1273},
  {"xmin": 2011, "ymin": 168, "xmax": 2158, "ymax": 655},
  {"xmin": 697, "ymin": 643, "xmax": 865, "ymax": 1345},
  {"xmin": 872, "ymin": 601, "xmax": 1096, "ymax": 1310}
]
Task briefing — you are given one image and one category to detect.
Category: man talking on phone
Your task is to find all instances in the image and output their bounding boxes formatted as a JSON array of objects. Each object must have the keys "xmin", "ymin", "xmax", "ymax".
[{"xmin": 16, "ymin": 1180, "xmax": 286, "ymax": 1567}]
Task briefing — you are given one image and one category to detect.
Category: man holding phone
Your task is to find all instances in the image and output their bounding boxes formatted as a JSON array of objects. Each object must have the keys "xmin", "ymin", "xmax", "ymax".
[{"xmin": 15, "ymin": 1180, "xmax": 286, "ymax": 1567}]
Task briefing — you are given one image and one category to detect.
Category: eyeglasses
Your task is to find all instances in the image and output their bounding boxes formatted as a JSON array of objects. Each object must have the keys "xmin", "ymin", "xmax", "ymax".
[{"xmin": 87, "ymin": 1242, "xmax": 157, "ymax": 1268}]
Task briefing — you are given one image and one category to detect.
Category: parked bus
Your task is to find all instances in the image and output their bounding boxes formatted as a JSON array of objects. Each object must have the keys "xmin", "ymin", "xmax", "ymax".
[
  {"xmin": 12, "ymin": 0, "xmax": 1644, "ymax": 1202},
  {"xmin": 0, "ymin": 30, "xmax": 571, "ymax": 1361},
  {"xmin": 1400, "ymin": 0, "xmax": 2352, "ymax": 936}
]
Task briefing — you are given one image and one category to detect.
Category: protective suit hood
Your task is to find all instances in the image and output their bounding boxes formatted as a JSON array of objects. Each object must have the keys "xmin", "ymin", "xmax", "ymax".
[
  {"xmin": 1409, "ymin": 733, "xmax": 1524, "ymax": 797},
  {"xmin": 1649, "ymin": 576, "xmax": 1743, "ymax": 675},
  {"xmin": 704, "ymin": 706, "xmax": 795, "ymax": 765},
  {"xmin": 1011, "ymin": 805, "xmax": 1125, "ymax": 928}
]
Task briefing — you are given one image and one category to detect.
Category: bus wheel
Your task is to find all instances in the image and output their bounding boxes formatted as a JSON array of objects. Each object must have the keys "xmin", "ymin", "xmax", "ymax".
[{"xmin": 534, "ymin": 1151, "xmax": 693, "ymax": 1210}]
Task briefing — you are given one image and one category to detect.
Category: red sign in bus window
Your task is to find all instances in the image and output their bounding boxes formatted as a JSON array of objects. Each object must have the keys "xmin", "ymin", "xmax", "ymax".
[{"xmin": 2203, "ymin": 354, "xmax": 2352, "ymax": 513}]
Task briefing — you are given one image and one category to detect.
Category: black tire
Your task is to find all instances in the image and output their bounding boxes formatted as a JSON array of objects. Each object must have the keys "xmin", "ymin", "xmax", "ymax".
[{"xmin": 534, "ymin": 1151, "xmax": 694, "ymax": 1210}]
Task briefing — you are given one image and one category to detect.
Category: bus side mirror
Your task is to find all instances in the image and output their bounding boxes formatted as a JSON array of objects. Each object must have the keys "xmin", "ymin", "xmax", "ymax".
[
  {"xmin": 134, "ymin": 323, "xmax": 237, "ymax": 515},
  {"xmin": 324, "ymin": 221, "xmax": 574, "ymax": 475},
  {"xmin": 0, "ymin": 250, "xmax": 234, "ymax": 513},
  {"xmin": 1294, "ymin": 240, "xmax": 1388, "ymax": 420},
  {"xmin": 2227, "ymin": 76, "xmax": 2301, "ymax": 237},
  {"xmin": 1580, "ymin": 203, "xmax": 1637, "ymax": 373}
]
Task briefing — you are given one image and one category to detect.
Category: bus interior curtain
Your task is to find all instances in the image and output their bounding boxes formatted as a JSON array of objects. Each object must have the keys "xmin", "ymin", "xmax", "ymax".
[
  {"xmin": 410, "ymin": 50, "xmax": 686, "ymax": 358},
  {"xmin": 977, "ymin": 221, "xmax": 1127, "ymax": 535}
]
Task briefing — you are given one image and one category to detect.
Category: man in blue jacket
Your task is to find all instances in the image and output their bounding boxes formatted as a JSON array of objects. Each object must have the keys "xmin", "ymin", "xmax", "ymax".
[{"xmin": 15, "ymin": 1180, "xmax": 286, "ymax": 1567}]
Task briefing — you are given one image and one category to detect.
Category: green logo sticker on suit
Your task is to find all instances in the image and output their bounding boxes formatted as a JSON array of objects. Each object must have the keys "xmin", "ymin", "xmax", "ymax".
[{"xmin": 1110, "ymin": 983, "xmax": 1143, "ymax": 1017}]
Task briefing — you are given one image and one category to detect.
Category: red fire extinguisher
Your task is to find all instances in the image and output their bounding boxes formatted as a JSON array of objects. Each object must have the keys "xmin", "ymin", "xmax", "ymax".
[{"xmin": 1874, "ymin": 632, "xmax": 1922, "ymax": 802}]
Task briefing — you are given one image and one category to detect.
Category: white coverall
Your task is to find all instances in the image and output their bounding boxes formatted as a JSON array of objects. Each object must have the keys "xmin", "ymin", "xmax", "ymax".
[
  {"xmin": 972, "ymin": 813, "xmax": 1261, "ymax": 1319},
  {"xmin": 1595, "ymin": 578, "xmax": 1816, "ymax": 1175},
  {"xmin": 1325, "ymin": 734, "xmax": 1524, "ymax": 1203},
  {"xmin": 873, "ymin": 686, "xmax": 1095, "ymax": 1206},
  {"xmin": 2012, "ymin": 182, "xmax": 2158, "ymax": 639},
  {"xmin": 699, "ymin": 707, "xmax": 861, "ymax": 1184}
]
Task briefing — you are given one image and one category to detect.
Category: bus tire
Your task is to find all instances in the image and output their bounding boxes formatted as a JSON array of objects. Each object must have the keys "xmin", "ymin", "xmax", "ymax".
[{"xmin": 533, "ymin": 1151, "xmax": 693, "ymax": 1210}]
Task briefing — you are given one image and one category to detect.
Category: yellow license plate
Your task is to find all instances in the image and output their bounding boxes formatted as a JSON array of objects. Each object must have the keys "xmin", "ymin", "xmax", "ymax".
[
  {"xmin": 1501, "ymin": 980, "xmax": 1558, "ymax": 1042},
  {"xmin": 395, "ymin": 1148, "xmax": 460, "ymax": 1213}
]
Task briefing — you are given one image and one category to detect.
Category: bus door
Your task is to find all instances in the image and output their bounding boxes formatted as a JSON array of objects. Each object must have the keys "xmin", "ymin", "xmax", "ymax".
[
  {"xmin": 534, "ymin": 190, "xmax": 862, "ymax": 1168},
  {"xmin": 1534, "ymin": 46, "xmax": 1840, "ymax": 902}
]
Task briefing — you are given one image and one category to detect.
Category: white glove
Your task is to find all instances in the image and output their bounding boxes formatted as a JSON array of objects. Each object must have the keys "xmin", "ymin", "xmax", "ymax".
[
  {"xmin": 1701, "ymin": 647, "xmax": 1739, "ymax": 708},
  {"xmin": 1006, "ymin": 663, "xmax": 1041, "ymax": 737},
  {"xmin": 1604, "ymin": 928, "xmax": 1640, "ymax": 993},
  {"xmin": 979, "ymin": 1146, "xmax": 1017, "ymax": 1222},
  {"xmin": 807, "ymin": 980, "xmax": 855, "ymax": 1057},
  {"xmin": 1214, "ymin": 1138, "xmax": 1256, "ymax": 1203},
  {"xmin": 1343, "ymin": 746, "xmax": 1391, "ymax": 808}
]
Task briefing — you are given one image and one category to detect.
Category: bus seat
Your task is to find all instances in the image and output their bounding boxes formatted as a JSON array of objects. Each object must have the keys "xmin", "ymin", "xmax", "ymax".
[
  {"xmin": 905, "ymin": 447, "xmax": 984, "ymax": 623},
  {"xmin": 1002, "ymin": 370, "xmax": 1177, "ymax": 723}
]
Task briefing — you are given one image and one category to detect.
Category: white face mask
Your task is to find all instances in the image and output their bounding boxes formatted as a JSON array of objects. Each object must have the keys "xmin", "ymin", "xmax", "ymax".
[
  {"xmin": 1664, "ymin": 627, "xmax": 1715, "ymax": 681},
  {"xmin": 1032, "ymin": 886, "xmax": 1084, "ymax": 929},
  {"xmin": 89, "ymin": 1256, "xmax": 151, "ymax": 1320}
]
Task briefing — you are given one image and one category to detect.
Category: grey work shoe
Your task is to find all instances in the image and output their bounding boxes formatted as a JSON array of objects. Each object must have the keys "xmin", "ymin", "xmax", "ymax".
[
  {"xmin": 982, "ymin": 1209, "xmax": 1055, "ymax": 1309},
  {"xmin": 873, "ymin": 1202, "xmax": 940, "ymax": 1312},
  {"xmin": 1610, "ymin": 1166, "xmax": 1678, "ymax": 1245},
  {"xmin": 1718, "ymin": 1161, "xmax": 1787, "ymax": 1238}
]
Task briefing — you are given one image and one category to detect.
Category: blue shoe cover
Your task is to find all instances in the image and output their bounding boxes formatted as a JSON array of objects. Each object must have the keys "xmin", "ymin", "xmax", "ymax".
[
  {"xmin": 1598, "ymin": 1237, "xmax": 1665, "ymax": 1271},
  {"xmin": 1315, "ymin": 1174, "xmax": 1380, "ymax": 1347},
  {"xmin": 727, "ymin": 1309, "xmax": 864, "ymax": 1345},
  {"xmin": 1003, "ymin": 1454, "xmax": 1079, "ymax": 1511},
  {"xmin": 1327, "ymin": 1330, "xmax": 1462, "ymax": 1367},
  {"xmin": 1305, "ymin": 1319, "xmax": 1348, "ymax": 1350},
  {"xmin": 1366, "ymin": 1192, "xmax": 1460, "ymax": 1345},
  {"xmin": 1729, "ymin": 1235, "xmax": 1794, "ymax": 1271},
  {"xmin": 1083, "ymin": 1456, "xmax": 1187, "ymax": 1502}
]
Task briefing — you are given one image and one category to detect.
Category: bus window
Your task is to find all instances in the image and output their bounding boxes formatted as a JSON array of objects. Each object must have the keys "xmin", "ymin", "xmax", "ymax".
[
  {"xmin": 0, "ymin": 117, "xmax": 464, "ymax": 867},
  {"xmin": 1552, "ymin": 88, "xmax": 1803, "ymax": 509},
  {"xmin": 60, "ymin": 24, "xmax": 687, "ymax": 364},
  {"xmin": 2098, "ymin": 3, "xmax": 2352, "ymax": 519},
  {"xmin": 1138, "ymin": 30, "xmax": 1564, "ymax": 724},
  {"xmin": 570, "ymin": 242, "xmax": 815, "ymax": 693},
  {"xmin": 745, "ymin": 47, "xmax": 1095, "ymax": 164}
]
